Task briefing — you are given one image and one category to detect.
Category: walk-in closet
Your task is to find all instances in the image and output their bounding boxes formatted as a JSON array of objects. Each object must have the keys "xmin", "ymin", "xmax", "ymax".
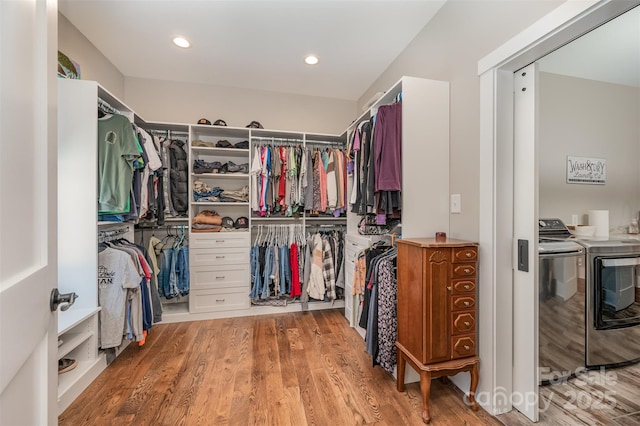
[{"xmin": 54, "ymin": 73, "xmax": 452, "ymax": 418}]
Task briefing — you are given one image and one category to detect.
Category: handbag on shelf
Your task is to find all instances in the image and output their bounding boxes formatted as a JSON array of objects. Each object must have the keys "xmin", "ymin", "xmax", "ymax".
[{"xmin": 358, "ymin": 214, "xmax": 400, "ymax": 236}]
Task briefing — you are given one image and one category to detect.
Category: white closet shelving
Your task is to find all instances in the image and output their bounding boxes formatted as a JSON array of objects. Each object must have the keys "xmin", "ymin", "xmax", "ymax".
[
  {"xmin": 56, "ymin": 79, "xmax": 352, "ymax": 411},
  {"xmin": 57, "ymin": 79, "xmax": 138, "ymax": 414},
  {"xmin": 343, "ymin": 76, "xmax": 450, "ymax": 328},
  {"xmin": 188, "ymin": 125, "xmax": 252, "ymax": 316}
]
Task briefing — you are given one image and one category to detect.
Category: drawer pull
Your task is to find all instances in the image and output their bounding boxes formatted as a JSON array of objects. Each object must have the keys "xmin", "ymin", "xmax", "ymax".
[
  {"xmin": 215, "ymin": 240, "xmax": 225, "ymax": 243},
  {"xmin": 464, "ymin": 284, "xmax": 470, "ymax": 290},
  {"xmin": 215, "ymin": 299, "xmax": 225, "ymax": 302},
  {"xmin": 464, "ymin": 321, "xmax": 470, "ymax": 327},
  {"xmin": 464, "ymin": 268, "xmax": 471, "ymax": 274},
  {"xmin": 216, "ymin": 256, "xmax": 225, "ymax": 259},
  {"xmin": 216, "ymin": 276, "xmax": 225, "ymax": 280},
  {"xmin": 447, "ymin": 286, "xmax": 452, "ymax": 291},
  {"xmin": 466, "ymin": 253, "xmax": 472, "ymax": 258},
  {"xmin": 464, "ymin": 301, "xmax": 470, "ymax": 306},
  {"xmin": 464, "ymin": 345, "xmax": 470, "ymax": 351}
]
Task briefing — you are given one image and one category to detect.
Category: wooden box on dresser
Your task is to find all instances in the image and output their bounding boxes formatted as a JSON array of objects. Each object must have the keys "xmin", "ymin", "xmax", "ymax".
[{"xmin": 395, "ymin": 237, "xmax": 480, "ymax": 424}]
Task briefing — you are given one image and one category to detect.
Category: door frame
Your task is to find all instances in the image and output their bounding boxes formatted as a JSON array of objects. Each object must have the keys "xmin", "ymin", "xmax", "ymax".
[{"xmin": 477, "ymin": 0, "xmax": 640, "ymax": 417}]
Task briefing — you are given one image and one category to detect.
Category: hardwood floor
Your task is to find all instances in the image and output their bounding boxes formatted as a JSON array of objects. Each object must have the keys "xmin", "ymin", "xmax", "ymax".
[
  {"xmin": 497, "ymin": 362, "xmax": 640, "ymax": 425},
  {"xmin": 59, "ymin": 309, "xmax": 500, "ymax": 425}
]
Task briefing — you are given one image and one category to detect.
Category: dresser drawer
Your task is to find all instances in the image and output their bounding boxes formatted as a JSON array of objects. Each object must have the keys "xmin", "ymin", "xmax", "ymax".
[
  {"xmin": 452, "ymin": 263, "xmax": 476, "ymax": 278},
  {"xmin": 452, "ymin": 279, "xmax": 476, "ymax": 294},
  {"xmin": 451, "ymin": 334, "xmax": 476, "ymax": 359},
  {"xmin": 189, "ymin": 231, "xmax": 250, "ymax": 249},
  {"xmin": 453, "ymin": 247, "xmax": 477, "ymax": 263},
  {"xmin": 191, "ymin": 265, "xmax": 249, "ymax": 290},
  {"xmin": 452, "ymin": 311, "xmax": 476, "ymax": 335},
  {"xmin": 451, "ymin": 294, "xmax": 476, "ymax": 311},
  {"xmin": 189, "ymin": 288, "xmax": 249, "ymax": 313},
  {"xmin": 190, "ymin": 248, "xmax": 248, "ymax": 266}
]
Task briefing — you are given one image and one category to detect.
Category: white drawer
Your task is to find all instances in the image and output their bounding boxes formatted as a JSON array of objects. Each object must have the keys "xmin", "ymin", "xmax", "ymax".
[
  {"xmin": 190, "ymin": 248, "xmax": 248, "ymax": 266},
  {"xmin": 189, "ymin": 231, "xmax": 250, "ymax": 249},
  {"xmin": 189, "ymin": 288, "xmax": 249, "ymax": 313},
  {"xmin": 191, "ymin": 265, "xmax": 248, "ymax": 290}
]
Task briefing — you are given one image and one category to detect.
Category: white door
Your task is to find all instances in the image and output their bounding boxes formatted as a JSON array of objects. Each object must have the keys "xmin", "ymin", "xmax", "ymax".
[
  {"xmin": 0, "ymin": 0, "xmax": 59, "ymax": 424},
  {"xmin": 512, "ymin": 63, "xmax": 539, "ymax": 422}
]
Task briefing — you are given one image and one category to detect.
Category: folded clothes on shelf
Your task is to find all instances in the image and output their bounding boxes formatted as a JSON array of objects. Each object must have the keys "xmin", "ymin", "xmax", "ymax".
[
  {"xmin": 193, "ymin": 159, "xmax": 222, "ymax": 174},
  {"xmin": 191, "ymin": 139, "xmax": 215, "ymax": 148},
  {"xmin": 193, "ymin": 181, "xmax": 249, "ymax": 203},
  {"xmin": 192, "ymin": 159, "xmax": 249, "ymax": 174},
  {"xmin": 191, "ymin": 222, "xmax": 222, "ymax": 232},
  {"xmin": 192, "ymin": 209, "xmax": 222, "ymax": 225},
  {"xmin": 220, "ymin": 161, "xmax": 249, "ymax": 174}
]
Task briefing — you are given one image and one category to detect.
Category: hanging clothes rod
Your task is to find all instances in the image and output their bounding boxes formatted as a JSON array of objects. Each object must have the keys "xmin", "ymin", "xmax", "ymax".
[
  {"xmin": 98, "ymin": 98, "xmax": 120, "ymax": 115},
  {"xmin": 98, "ymin": 227, "xmax": 130, "ymax": 242},
  {"xmin": 136, "ymin": 224, "xmax": 188, "ymax": 230},
  {"xmin": 252, "ymin": 137, "xmax": 304, "ymax": 144},
  {"xmin": 145, "ymin": 129, "xmax": 189, "ymax": 138},
  {"xmin": 306, "ymin": 140, "xmax": 345, "ymax": 148}
]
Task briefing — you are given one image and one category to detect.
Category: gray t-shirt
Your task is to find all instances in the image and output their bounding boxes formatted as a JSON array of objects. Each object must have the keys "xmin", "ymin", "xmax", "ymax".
[{"xmin": 98, "ymin": 247, "xmax": 141, "ymax": 348}]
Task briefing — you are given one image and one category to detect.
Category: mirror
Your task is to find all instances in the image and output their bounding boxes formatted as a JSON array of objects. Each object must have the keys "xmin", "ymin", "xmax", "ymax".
[{"xmin": 537, "ymin": 5, "xmax": 640, "ymax": 232}]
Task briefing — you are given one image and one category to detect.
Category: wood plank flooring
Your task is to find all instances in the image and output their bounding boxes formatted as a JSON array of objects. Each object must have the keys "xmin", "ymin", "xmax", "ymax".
[
  {"xmin": 496, "ymin": 362, "xmax": 640, "ymax": 425},
  {"xmin": 59, "ymin": 309, "xmax": 500, "ymax": 426}
]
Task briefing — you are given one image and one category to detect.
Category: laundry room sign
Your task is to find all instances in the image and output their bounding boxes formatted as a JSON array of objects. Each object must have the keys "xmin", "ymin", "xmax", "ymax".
[{"xmin": 566, "ymin": 156, "xmax": 606, "ymax": 185}]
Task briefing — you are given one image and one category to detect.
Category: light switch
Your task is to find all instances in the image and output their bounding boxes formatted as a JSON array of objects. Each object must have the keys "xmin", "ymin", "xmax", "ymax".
[{"xmin": 451, "ymin": 194, "xmax": 461, "ymax": 214}]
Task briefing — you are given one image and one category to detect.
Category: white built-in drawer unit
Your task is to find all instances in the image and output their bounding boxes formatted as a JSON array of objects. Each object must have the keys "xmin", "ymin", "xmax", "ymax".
[
  {"xmin": 190, "ymin": 288, "xmax": 250, "ymax": 313},
  {"xmin": 190, "ymin": 248, "xmax": 248, "ymax": 266},
  {"xmin": 189, "ymin": 231, "xmax": 250, "ymax": 249},
  {"xmin": 189, "ymin": 231, "xmax": 250, "ymax": 314}
]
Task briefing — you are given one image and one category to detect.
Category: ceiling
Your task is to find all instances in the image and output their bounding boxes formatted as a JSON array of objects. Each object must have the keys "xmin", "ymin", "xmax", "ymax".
[
  {"xmin": 59, "ymin": 0, "xmax": 447, "ymax": 101},
  {"xmin": 538, "ymin": 5, "xmax": 640, "ymax": 87}
]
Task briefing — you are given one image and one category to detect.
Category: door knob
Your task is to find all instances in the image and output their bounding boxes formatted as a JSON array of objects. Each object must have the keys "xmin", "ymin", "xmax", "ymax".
[{"xmin": 50, "ymin": 288, "xmax": 78, "ymax": 312}]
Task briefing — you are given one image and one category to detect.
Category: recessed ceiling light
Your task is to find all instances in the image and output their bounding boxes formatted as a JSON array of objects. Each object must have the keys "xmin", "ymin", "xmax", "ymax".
[
  {"xmin": 173, "ymin": 36, "xmax": 191, "ymax": 48},
  {"xmin": 304, "ymin": 55, "xmax": 319, "ymax": 65}
]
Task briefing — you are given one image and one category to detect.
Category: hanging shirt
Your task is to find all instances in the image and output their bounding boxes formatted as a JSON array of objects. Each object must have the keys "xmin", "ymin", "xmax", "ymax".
[
  {"xmin": 326, "ymin": 150, "xmax": 337, "ymax": 210},
  {"xmin": 98, "ymin": 114, "xmax": 140, "ymax": 214},
  {"xmin": 290, "ymin": 242, "xmax": 301, "ymax": 297},
  {"xmin": 307, "ymin": 234, "xmax": 325, "ymax": 300},
  {"xmin": 374, "ymin": 102, "xmax": 402, "ymax": 191},
  {"xmin": 250, "ymin": 146, "xmax": 262, "ymax": 212},
  {"xmin": 98, "ymin": 247, "xmax": 142, "ymax": 348}
]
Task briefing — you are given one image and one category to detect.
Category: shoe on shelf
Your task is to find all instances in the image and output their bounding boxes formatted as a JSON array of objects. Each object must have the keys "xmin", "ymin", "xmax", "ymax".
[{"xmin": 58, "ymin": 358, "xmax": 78, "ymax": 374}]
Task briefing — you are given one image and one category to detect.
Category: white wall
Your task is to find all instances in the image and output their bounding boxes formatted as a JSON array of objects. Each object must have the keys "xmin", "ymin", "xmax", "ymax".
[
  {"xmin": 58, "ymin": 12, "xmax": 125, "ymax": 99},
  {"xmin": 538, "ymin": 72, "xmax": 640, "ymax": 232},
  {"xmin": 357, "ymin": 0, "xmax": 565, "ymax": 241},
  {"xmin": 124, "ymin": 77, "xmax": 356, "ymax": 135}
]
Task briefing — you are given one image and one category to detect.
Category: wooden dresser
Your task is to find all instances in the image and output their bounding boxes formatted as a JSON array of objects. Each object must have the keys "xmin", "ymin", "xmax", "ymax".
[{"xmin": 396, "ymin": 237, "xmax": 480, "ymax": 424}]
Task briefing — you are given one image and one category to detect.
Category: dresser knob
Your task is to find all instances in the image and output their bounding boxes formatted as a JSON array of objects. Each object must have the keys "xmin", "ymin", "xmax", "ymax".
[
  {"xmin": 464, "ymin": 268, "xmax": 470, "ymax": 274},
  {"xmin": 464, "ymin": 345, "xmax": 470, "ymax": 351},
  {"xmin": 447, "ymin": 286, "xmax": 452, "ymax": 291},
  {"xmin": 464, "ymin": 301, "xmax": 470, "ymax": 306},
  {"xmin": 464, "ymin": 284, "xmax": 470, "ymax": 290},
  {"xmin": 466, "ymin": 253, "xmax": 472, "ymax": 258},
  {"xmin": 464, "ymin": 321, "xmax": 470, "ymax": 327}
]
